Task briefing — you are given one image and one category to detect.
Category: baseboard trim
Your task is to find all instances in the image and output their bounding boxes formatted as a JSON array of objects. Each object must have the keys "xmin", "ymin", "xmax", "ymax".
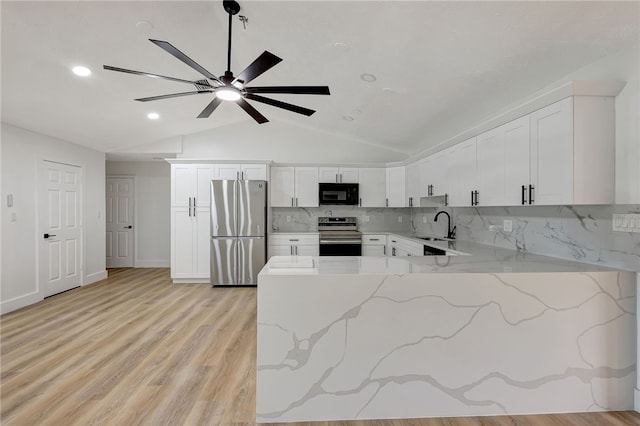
[
  {"xmin": 635, "ymin": 388, "xmax": 640, "ymax": 412},
  {"xmin": 85, "ymin": 270, "xmax": 108, "ymax": 285},
  {"xmin": 172, "ymin": 278, "xmax": 211, "ymax": 285},
  {"xmin": 0, "ymin": 291, "xmax": 43, "ymax": 315},
  {"xmin": 134, "ymin": 260, "xmax": 170, "ymax": 268}
]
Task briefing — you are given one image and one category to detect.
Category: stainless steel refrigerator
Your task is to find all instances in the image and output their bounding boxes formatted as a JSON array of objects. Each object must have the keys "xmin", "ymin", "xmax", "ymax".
[{"xmin": 210, "ymin": 180, "xmax": 267, "ymax": 286}]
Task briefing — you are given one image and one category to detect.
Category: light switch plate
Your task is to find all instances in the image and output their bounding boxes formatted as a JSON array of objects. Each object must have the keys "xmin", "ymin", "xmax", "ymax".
[
  {"xmin": 503, "ymin": 219, "xmax": 513, "ymax": 232},
  {"xmin": 612, "ymin": 213, "xmax": 640, "ymax": 233}
]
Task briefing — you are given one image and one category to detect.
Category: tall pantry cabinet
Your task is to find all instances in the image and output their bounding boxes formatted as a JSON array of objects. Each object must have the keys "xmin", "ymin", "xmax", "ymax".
[{"xmin": 170, "ymin": 163, "xmax": 213, "ymax": 283}]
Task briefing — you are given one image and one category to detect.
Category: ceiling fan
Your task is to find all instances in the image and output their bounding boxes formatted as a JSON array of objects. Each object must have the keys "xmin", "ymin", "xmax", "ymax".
[{"xmin": 103, "ymin": 0, "xmax": 330, "ymax": 124}]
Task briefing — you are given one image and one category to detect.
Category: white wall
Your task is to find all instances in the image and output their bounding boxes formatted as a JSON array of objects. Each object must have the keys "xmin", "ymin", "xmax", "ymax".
[
  {"xmin": 1, "ymin": 123, "xmax": 106, "ymax": 314},
  {"xmin": 105, "ymin": 161, "xmax": 171, "ymax": 267},
  {"xmin": 178, "ymin": 119, "xmax": 406, "ymax": 163}
]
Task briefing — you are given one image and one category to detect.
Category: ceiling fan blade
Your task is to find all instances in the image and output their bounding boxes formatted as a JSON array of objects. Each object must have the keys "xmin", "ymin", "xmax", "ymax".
[
  {"xmin": 149, "ymin": 39, "xmax": 222, "ymax": 84},
  {"xmin": 245, "ymin": 86, "xmax": 330, "ymax": 95},
  {"xmin": 197, "ymin": 97, "xmax": 223, "ymax": 119},
  {"xmin": 232, "ymin": 51, "xmax": 282, "ymax": 86},
  {"xmin": 135, "ymin": 91, "xmax": 212, "ymax": 102},
  {"xmin": 236, "ymin": 98, "xmax": 269, "ymax": 124},
  {"xmin": 103, "ymin": 65, "xmax": 210, "ymax": 86},
  {"xmin": 245, "ymin": 94, "xmax": 315, "ymax": 116}
]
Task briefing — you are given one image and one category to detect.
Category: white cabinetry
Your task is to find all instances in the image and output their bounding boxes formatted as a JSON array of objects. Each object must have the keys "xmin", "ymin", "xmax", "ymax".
[
  {"xmin": 421, "ymin": 150, "xmax": 449, "ymax": 198},
  {"xmin": 270, "ymin": 167, "xmax": 319, "ymax": 207},
  {"xmin": 269, "ymin": 234, "xmax": 319, "ymax": 258},
  {"xmin": 362, "ymin": 234, "xmax": 386, "ymax": 256},
  {"xmin": 405, "ymin": 163, "xmax": 420, "ymax": 207},
  {"xmin": 318, "ymin": 167, "xmax": 358, "ymax": 183},
  {"xmin": 386, "ymin": 166, "xmax": 406, "ymax": 207},
  {"xmin": 171, "ymin": 206, "xmax": 210, "ymax": 281},
  {"xmin": 358, "ymin": 168, "xmax": 386, "ymax": 207},
  {"xmin": 213, "ymin": 163, "xmax": 267, "ymax": 180},
  {"xmin": 447, "ymin": 138, "xmax": 477, "ymax": 207},
  {"xmin": 475, "ymin": 115, "xmax": 530, "ymax": 206},
  {"xmin": 171, "ymin": 164, "xmax": 214, "ymax": 207}
]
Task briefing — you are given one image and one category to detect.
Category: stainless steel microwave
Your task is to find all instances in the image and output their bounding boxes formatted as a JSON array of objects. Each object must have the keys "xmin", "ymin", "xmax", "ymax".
[{"xmin": 318, "ymin": 183, "xmax": 359, "ymax": 205}]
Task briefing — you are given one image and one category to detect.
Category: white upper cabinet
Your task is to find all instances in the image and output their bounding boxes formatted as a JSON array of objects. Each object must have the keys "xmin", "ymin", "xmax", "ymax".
[
  {"xmin": 270, "ymin": 166, "xmax": 319, "ymax": 207},
  {"xmin": 386, "ymin": 166, "xmax": 406, "ymax": 207},
  {"xmin": 171, "ymin": 164, "xmax": 214, "ymax": 207},
  {"xmin": 475, "ymin": 116, "xmax": 530, "ymax": 207},
  {"xmin": 318, "ymin": 167, "xmax": 358, "ymax": 183},
  {"xmin": 405, "ymin": 163, "xmax": 420, "ymax": 207},
  {"xmin": 213, "ymin": 163, "xmax": 267, "ymax": 180},
  {"xmin": 359, "ymin": 168, "xmax": 387, "ymax": 207},
  {"xmin": 446, "ymin": 138, "xmax": 477, "ymax": 207},
  {"xmin": 529, "ymin": 96, "xmax": 614, "ymax": 205}
]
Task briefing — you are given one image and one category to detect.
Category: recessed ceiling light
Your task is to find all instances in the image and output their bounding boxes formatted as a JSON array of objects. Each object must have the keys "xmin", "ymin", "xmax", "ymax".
[
  {"xmin": 72, "ymin": 66, "xmax": 91, "ymax": 77},
  {"xmin": 343, "ymin": 115, "xmax": 354, "ymax": 121},
  {"xmin": 334, "ymin": 42, "xmax": 349, "ymax": 52},
  {"xmin": 147, "ymin": 112, "xmax": 160, "ymax": 120},
  {"xmin": 360, "ymin": 73, "xmax": 376, "ymax": 83},
  {"xmin": 136, "ymin": 20, "xmax": 154, "ymax": 31}
]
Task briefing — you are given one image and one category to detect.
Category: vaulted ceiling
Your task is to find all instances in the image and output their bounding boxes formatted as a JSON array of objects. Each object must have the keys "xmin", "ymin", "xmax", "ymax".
[{"xmin": 2, "ymin": 1, "xmax": 638, "ymax": 159}]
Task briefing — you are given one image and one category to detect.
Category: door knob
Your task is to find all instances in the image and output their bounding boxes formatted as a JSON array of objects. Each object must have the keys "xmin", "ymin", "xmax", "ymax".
[
  {"xmin": 124, "ymin": 225, "xmax": 133, "ymax": 229},
  {"xmin": 43, "ymin": 233, "xmax": 57, "ymax": 239}
]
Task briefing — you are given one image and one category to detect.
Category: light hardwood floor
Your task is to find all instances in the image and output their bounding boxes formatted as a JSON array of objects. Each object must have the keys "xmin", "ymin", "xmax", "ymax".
[{"xmin": 1, "ymin": 268, "xmax": 639, "ymax": 425}]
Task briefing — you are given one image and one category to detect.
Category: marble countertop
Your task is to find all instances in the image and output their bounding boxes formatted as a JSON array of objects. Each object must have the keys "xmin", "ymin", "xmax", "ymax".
[{"xmin": 262, "ymin": 239, "xmax": 624, "ymax": 275}]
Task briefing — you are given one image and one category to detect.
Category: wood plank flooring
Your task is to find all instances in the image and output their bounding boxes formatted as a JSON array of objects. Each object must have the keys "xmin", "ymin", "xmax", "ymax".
[{"xmin": 1, "ymin": 268, "xmax": 639, "ymax": 425}]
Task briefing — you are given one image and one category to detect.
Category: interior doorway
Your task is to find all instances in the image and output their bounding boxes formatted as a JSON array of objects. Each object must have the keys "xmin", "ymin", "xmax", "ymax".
[
  {"xmin": 39, "ymin": 160, "xmax": 82, "ymax": 297},
  {"xmin": 106, "ymin": 176, "xmax": 135, "ymax": 268}
]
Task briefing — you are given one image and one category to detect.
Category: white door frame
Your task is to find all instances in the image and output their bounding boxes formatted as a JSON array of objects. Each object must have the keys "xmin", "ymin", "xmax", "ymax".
[
  {"xmin": 106, "ymin": 175, "xmax": 136, "ymax": 268},
  {"xmin": 38, "ymin": 159, "xmax": 84, "ymax": 297}
]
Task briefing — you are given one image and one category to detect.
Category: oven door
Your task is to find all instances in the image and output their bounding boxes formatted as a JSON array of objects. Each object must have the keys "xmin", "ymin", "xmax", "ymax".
[{"xmin": 319, "ymin": 235, "xmax": 362, "ymax": 256}]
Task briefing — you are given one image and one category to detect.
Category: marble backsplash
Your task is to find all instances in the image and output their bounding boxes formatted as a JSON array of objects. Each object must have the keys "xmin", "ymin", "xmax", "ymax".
[
  {"xmin": 271, "ymin": 207, "xmax": 412, "ymax": 233},
  {"xmin": 271, "ymin": 204, "xmax": 639, "ymax": 271},
  {"xmin": 424, "ymin": 205, "xmax": 639, "ymax": 272}
]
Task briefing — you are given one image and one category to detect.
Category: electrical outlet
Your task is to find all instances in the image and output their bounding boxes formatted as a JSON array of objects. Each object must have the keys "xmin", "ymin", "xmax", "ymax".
[
  {"xmin": 286, "ymin": 216, "xmax": 291, "ymax": 222},
  {"xmin": 503, "ymin": 219, "xmax": 513, "ymax": 232},
  {"xmin": 398, "ymin": 216, "xmax": 403, "ymax": 223}
]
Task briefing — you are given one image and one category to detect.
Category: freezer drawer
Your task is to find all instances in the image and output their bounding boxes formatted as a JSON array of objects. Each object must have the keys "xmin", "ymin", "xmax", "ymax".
[
  {"xmin": 237, "ymin": 237, "xmax": 266, "ymax": 285},
  {"xmin": 210, "ymin": 238, "xmax": 237, "ymax": 285}
]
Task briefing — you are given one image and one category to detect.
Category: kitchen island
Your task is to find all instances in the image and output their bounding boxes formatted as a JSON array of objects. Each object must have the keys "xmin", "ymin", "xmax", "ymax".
[{"xmin": 256, "ymin": 242, "xmax": 636, "ymax": 423}]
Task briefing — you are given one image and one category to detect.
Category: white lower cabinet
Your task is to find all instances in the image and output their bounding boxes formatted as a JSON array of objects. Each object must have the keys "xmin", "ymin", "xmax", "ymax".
[
  {"xmin": 269, "ymin": 234, "xmax": 319, "ymax": 258},
  {"xmin": 362, "ymin": 234, "xmax": 386, "ymax": 256},
  {"xmin": 171, "ymin": 207, "xmax": 210, "ymax": 281}
]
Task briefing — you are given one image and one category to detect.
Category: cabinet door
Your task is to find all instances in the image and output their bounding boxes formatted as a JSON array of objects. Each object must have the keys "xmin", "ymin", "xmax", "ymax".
[
  {"xmin": 405, "ymin": 163, "xmax": 420, "ymax": 207},
  {"xmin": 386, "ymin": 167, "xmax": 406, "ymax": 207},
  {"xmin": 447, "ymin": 138, "xmax": 476, "ymax": 207},
  {"xmin": 270, "ymin": 167, "xmax": 295, "ymax": 207},
  {"xmin": 419, "ymin": 157, "xmax": 433, "ymax": 197},
  {"xmin": 339, "ymin": 168, "xmax": 359, "ymax": 183},
  {"xmin": 318, "ymin": 167, "xmax": 339, "ymax": 183},
  {"xmin": 504, "ymin": 116, "xmax": 531, "ymax": 205},
  {"xmin": 429, "ymin": 150, "xmax": 449, "ymax": 196},
  {"xmin": 295, "ymin": 167, "xmax": 319, "ymax": 207},
  {"xmin": 359, "ymin": 168, "xmax": 386, "ymax": 207},
  {"xmin": 241, "ymin": 164, "xmax": 267, "ymax": 180},
  {"xmin": 195, "ymin": 165, "xmax": 214, "ymax": 208},
  {"xmin": 477, "ymin": 127, "xmax": 505, "ymax": 206},
  {"xmin": 269, "ymin": 244, "xmax": 294, "ymax": 258},
  {"xmin": 296, "ymin": 244, "xmax": 319, "ymax": 256},
  {"xmin": 172, "ymin": 165, "xmax": 194, "ymax": 207},
  {"xmin": 171, "ymin": 208, "xmax": 194, "ymax": 278},
  {"xmin": 362, "ymin": 245, "xmax": 385, "ymax": 256},
  {"xmin": 530, "ymin": 97, "xmax": 573, "ymax": 205},
  {"xmin": 214, "ymin": 164, "xmax": 241, "ymax": 180},
  {"xmin": 194, "ymin": 208, "xmax": 211, "ymax": 278}
]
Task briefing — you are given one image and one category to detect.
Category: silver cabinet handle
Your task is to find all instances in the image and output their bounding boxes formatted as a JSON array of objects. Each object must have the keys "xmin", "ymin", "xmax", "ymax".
[
  {"xmin": 290, "ymin": 246, "xmax": 293, "ymax": 255},
  {"xmin": 295, "ymin": 197, "xmax": 299, "ymax": 206},
  {"xmin": 241, "ymin": 171, "xmax": 245, "ymax": 180},
  {"xmin": 335, "ymin": 174, "xmax": 338, "ymax": 183},
  {"xmin": 392, "ymin": 247, "xmax": 396, "ymax": 256},
  {"xmin": 383, "ymin": 246, "xmax": 386, "ymax": 255},
  {"xmin": 188, "ymin": 197, "xmax": 192, "ymax": 217},
  {"xmin": 386, "ymin": 198, "xmax": 389, "ymax": 207},
  {"xmin": 289, "ymin": 239, "xmax": 299, "ymax": 242},
  {"xmin": 359, "ymin": 198, "xmax": 362, "ymax": 206},
  {"xmin": 340, "ymin": 174, "xmax": 343, "ymax": 183},
  {"xmin": 529, "ymin": 185, "xmax": 534, "ymax": 204},
  {"xmin": 193, "ymin": 197, "xmax": 196, "ymax": 213},
  {"xmin": 291, "ymin": 197, "xmax": 294, "ymax": 207},
  {"xmin": 237, "ymin": 171, "xmax": 240, "ymax": 180}
]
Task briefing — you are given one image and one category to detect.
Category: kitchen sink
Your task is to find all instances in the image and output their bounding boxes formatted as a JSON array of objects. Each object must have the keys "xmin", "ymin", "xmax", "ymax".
[{"xmin": 418, "ymin": 237, "xmax": 446, "ymax": 242}]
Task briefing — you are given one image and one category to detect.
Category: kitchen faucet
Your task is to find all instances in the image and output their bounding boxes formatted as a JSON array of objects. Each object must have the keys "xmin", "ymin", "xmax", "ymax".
[{"xmin": 434, "ymin": 211, "xmax": 456, "ymax": 239}]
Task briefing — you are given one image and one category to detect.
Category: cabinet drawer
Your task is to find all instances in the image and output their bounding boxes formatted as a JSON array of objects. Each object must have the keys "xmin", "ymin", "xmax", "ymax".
[
  {"xmin": 362, "ymin": 234, "xmax": 386, "ymax": 245},
  {"xmin": 269, "ymin": 234, "xmax": 318, "ymax": 246}
]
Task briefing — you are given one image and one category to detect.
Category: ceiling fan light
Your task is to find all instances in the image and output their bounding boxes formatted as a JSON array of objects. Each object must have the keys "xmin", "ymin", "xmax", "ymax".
[{"xmin": 216, "ymin": 87, "xmax": 242, "ymax": 101}]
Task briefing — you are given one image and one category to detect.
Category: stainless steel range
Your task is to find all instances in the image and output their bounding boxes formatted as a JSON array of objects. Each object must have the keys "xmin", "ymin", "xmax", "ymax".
[{"xmin": 318, "ymin": 217, "xmax": 362, "ymax": 256}]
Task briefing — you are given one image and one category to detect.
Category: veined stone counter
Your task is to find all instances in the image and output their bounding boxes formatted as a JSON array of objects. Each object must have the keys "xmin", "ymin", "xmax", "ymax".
[{"xmin": 256, "ymin": 253, "xmax": 636, "ymax": 423}]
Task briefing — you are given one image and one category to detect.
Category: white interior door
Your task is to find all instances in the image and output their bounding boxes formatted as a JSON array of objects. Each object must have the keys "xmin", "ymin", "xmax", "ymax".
[
  {"xmin": 106, "ymin": 177, "xmax": 135, "ymax": 268},
  {"xmin": 39, "ymin": 161, "xmax": 82, "ymax": 297}
]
